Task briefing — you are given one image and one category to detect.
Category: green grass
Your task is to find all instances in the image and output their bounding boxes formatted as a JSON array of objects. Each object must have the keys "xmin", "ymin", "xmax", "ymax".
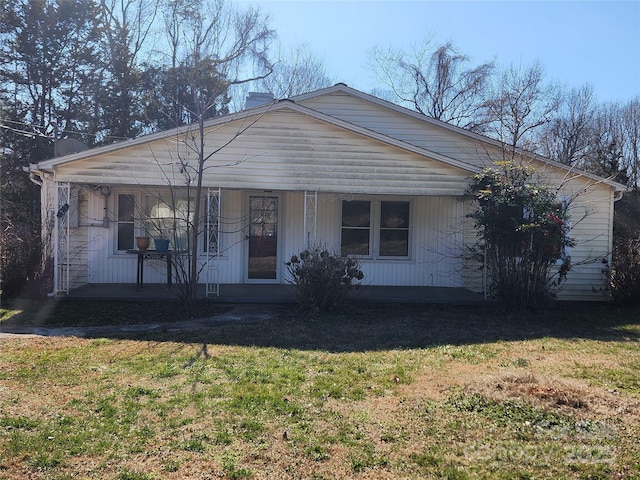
[{"xmin": 0, "ymin": 300, "xmax": 639, "ymax": 479}]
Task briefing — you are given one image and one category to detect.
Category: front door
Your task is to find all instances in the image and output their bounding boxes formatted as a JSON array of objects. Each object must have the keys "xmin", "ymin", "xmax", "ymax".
[{"xmin": 248, "ymin": 195, "xmax": 279, "ymax": 280}]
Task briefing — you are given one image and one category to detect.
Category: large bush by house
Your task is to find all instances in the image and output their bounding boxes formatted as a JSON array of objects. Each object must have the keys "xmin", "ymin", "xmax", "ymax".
[{"xmin": 467, "ymin": 161, "xmax": 574, "ymax": 310}]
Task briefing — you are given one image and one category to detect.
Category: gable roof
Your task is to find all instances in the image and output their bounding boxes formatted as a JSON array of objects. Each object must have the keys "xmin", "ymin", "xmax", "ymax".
[
  {"xmin": 292, "ymin": 83, "xmax": 627, "ymax": 194},
  {"xmin": 30, "ymin": 83, "xmax": 625, "ymax": 194},
  {"xmin": 33, "ymin": 100, "xmax": 480, "ymax": 177}
]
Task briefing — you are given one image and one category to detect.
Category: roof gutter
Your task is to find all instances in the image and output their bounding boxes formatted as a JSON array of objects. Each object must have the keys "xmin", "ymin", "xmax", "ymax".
[{"xmin": 23, "ymin": 164, "xmax": 43, "ymax": 186}]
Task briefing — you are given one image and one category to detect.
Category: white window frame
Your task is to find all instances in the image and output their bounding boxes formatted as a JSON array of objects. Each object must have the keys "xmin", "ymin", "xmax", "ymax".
[
  {"xmin": 340, "ymin": 196, "xmax": 412, "ymax": 259},
  {"xmin": 115, "ymin": 193, "xmax": 136, "ymax": 252},
  {"xmin": 112, "ymin": 190, "xmax": 216, "ymax": 255}
]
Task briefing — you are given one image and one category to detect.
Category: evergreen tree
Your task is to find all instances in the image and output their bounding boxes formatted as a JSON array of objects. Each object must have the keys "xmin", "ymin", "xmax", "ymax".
[{"xmin": 0, "ymin": 0, "xmax": 103, "ymax": 295}]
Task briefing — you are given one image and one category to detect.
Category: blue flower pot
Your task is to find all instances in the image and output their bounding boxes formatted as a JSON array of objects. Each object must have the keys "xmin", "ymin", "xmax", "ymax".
[{"xmin": 154, "ymin": 238, "xmax": 170, "ymax": 253}]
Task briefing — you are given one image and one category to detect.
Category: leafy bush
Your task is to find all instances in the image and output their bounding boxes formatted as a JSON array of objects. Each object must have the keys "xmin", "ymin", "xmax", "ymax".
[
  {"xmin": 467, "ymin": 161, "xmax": 574, "ymax": 310},
  {"xmin": 286, "ymin": 246, "xmax": 364, "ymax": 312},
  {"xmin": 611, "ymin": 235, "xmax": 640, "ymax": 304}
]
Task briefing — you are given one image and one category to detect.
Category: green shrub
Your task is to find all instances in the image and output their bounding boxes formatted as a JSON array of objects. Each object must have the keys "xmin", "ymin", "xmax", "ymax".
[
  {"xmin": 467, "ymin": 161, "xmax": 574, "ymax": 310},
  {"xmin": 611, "ymin": 235, "xmax": 640, "ymax": 304},
  {"xmin": 286, "ymin": 246, "xmax": 364, "ymax": 312}
]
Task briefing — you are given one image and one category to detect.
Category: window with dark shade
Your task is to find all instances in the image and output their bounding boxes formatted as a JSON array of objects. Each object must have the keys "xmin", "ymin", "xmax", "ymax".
[
  {"xmin": 341, "ymin": 199, "xmax": 411, "ymax": 258},
  {"xmin": 341, "ymin": 200, "xmax": 371, "ymax": 255},
  {"xmin": 380, "ymin": 201, "xmax": 410, "ymax": 256},
  {"xmin": 117, "ymin": 194, "xmax": 135, "ymax": 251}
]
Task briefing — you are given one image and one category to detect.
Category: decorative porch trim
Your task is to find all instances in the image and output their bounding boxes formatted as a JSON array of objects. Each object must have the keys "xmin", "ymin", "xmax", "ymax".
[
  {"xmin": 205, "ymin": 187, "xmax": 221, "ymax": 297},
  {"xmin": 54, "ymin": 181, "xmax": 71, "ymax": 295},
  {"xmin": 303, "ymin": 190, "xmax": 317, "ymax": 249}
]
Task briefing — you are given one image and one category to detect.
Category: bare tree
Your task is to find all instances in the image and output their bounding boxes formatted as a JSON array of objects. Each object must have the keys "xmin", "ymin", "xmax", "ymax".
[
  {"xmin": 152, "ymin": 0, "xmax": 275, "ymax": 301},
  {"xmin": 485, "ymin": 61, "xmax": 561, "ymax": 155},
  {"xmin": 622, "ymin": 96, "xmax": 640, "ymax": 191},
  {"xmin": 584, "ymin": 102, "xmax": 627, "ymax": 183},
  {"xmin": 540, "ymin": 84, "xmax": 596, "ymax": 167},
  {"xmin": 259, "ymin": 42, "xmax": 333, "ymax": 99},
  {"xmin": 369, "ymin": 40, "xmax": 494, "ymax": 131},
  {"xmin": 99, "ymin": 0, "xmax": 158, "ymax": 141}
]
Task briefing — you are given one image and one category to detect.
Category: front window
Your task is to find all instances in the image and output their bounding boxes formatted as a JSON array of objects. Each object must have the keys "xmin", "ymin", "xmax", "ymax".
[
  {"xmin": 114, "ymin": 191, "xmax": 221, "ymax": 254},
  {"xmin": 341, "ymin": 200, "xmax": 371, "ymax": 255},
  {"xmin": 341, "ymin": 199, "xmax": 411, "ymax": 258},
  {"xmin": 145, "ymin": 197, "xmax": 193, "ymax": 251},
  {"xmin": 379, "ymin": 201, "xmax": 410, "ymax": 256},
  {"xmin": 117, "ymin": 194, "xmax": 135, "ymax": 251}
]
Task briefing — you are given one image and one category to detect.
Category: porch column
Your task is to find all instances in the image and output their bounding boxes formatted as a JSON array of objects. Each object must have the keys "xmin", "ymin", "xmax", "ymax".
[
  {"xmin": 54, "ymin": 181, "xmax": 71, "ymax": 295},
  {"xmin": 303, "ymin": 190, "xmax": 317, "ymax": 249},
  {"xmin": 205, "ymin": 187, "xmax": 221, "ymax": 297}
]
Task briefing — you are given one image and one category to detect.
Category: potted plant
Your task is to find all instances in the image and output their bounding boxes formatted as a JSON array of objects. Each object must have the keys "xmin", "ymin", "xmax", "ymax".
[
  {"xmin": 151, "ymin": 222, "xmax": 170, "ymax": 253},
  {"xmin": 135, "ymin": 235, "xmax": 150, "ymax": 251},
  {"xmin": 154, "ymin": 236, "xmax": 170, "ymax": 253}
]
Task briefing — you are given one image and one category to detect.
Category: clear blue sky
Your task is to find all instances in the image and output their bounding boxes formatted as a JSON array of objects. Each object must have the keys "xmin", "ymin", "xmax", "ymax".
[{"xmin": 247, "ymin": 0, "xmax": 640, "ymax": 103}]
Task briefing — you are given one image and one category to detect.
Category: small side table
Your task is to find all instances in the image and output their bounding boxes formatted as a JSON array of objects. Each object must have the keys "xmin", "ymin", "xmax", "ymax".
[{"xmin": 128, "ymin": 250, "xmax": 172, "ymax": 290}]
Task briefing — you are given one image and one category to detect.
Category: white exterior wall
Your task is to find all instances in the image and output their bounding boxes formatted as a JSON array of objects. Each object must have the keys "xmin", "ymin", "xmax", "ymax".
[
  {"xmin": 284, "ymin": 192, "xmax": 465, "ymax": 288},
  {"xmin": 54, "ymin": 157, "xmax": 618, "ymax": 299},
  {"xmin": 556, "ymin": 177, "xmax": 614, "ymax": 300},
  {"xmin": 42, "ymin": 177, "xmax": 90, "ymax": 290},
  {"xmin": 81, "ymin": 188, "xmax": 244, "ymax": 285},
  {"xmin": 69, "ymin": 187, "xmax": 467, "ymax": 289}
]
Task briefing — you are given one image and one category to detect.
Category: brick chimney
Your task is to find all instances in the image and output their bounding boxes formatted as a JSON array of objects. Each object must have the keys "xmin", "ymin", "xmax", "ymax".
[{"xmin": 245, "ymin": 92, "xmax": 275, "ymax": 109}]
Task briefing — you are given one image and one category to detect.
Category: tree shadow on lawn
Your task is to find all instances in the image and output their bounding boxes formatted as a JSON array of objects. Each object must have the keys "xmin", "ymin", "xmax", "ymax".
[
  {"xmin": 40, "ymin": 301, "xmax": 640, "ymax": 352},
  {"xmin": 2, "ymin": 298, "xmax": 639, "ymax": 352}
]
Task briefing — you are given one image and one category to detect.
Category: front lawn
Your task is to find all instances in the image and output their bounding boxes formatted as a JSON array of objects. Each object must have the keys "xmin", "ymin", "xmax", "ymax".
[{"xmin": 1, "ymin": 301, "xmax": 639, "ymax": 479}]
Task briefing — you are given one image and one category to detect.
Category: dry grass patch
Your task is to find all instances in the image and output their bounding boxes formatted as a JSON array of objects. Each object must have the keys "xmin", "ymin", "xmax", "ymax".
[
  {"xmin": 467, "ymin": 372, "xmax": 640, "ymax": 422},
  {"xmin": 1, "ymin": 301, "xmax": 639, "ymax": 479}
]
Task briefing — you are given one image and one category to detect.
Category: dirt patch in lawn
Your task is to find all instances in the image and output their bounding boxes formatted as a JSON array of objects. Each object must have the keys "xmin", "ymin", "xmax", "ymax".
[{"xmin": 470, "ymin": 373, "xmax": 640, "ymax": 422}]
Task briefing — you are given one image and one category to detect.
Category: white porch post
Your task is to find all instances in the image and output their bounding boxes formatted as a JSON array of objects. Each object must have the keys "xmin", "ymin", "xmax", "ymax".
[
  {"xmin": 54, "ymin": 181, "xmax": 71, "ymax": 295},
  {"xmin": 303, "ymin": 190, "xmax": 317, "ymax": 249}
]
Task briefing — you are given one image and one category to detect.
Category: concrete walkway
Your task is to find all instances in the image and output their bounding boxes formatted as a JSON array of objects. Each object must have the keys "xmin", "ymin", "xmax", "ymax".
[{"xmin": 0, "ymin": 304, "xmax": 280, "ymax": 339}]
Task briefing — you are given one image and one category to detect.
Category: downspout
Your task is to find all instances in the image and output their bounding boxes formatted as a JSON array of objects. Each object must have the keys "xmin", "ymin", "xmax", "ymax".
[
  {"xmin": 23, "ymin": 166, "xmax": 58, "ymax": 296},
  {"xmin": 606, "ymin": 188, "xmax": 625, "ymax": 300}
]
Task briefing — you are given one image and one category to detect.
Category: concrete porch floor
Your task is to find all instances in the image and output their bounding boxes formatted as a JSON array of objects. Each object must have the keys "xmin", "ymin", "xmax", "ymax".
[{"xmin": 65, "ymin": 283, "xmax": 486, "ymax": 304}]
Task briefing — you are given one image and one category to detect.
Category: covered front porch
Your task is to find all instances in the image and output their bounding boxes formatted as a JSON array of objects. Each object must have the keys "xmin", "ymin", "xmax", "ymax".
[{"xmin": 49, "ymin": 181, "xmax": 474, "ymax": 298}]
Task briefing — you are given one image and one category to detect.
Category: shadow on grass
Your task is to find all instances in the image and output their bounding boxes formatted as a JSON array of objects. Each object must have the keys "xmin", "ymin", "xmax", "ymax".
[{"xmin": 2, "ymin": 298, "xmax": 639, "ymax": 352}]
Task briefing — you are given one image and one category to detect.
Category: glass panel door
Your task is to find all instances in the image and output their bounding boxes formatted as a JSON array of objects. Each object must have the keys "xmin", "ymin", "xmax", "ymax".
[{"xmin": 248, "ymin": 196, "xmax": 278, "ymax": 279}]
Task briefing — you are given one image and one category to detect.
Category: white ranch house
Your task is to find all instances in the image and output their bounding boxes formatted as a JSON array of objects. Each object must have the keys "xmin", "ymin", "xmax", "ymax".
[{"xmin": 27, "ymin": 84, "xmax": 624, "ymax": 301}]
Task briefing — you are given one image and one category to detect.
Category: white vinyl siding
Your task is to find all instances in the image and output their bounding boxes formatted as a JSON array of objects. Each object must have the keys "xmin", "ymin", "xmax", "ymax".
[
  {"xmin": 299, "ymin": 91, "xmax": 499, "ymax": 169},
  {"xmin": 49, "ymin": 110, "xmax": 472, "ymax": 196},
  {"xmin": 282, "ymin": 192, "xmax": 462, "ymax": 288}
]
